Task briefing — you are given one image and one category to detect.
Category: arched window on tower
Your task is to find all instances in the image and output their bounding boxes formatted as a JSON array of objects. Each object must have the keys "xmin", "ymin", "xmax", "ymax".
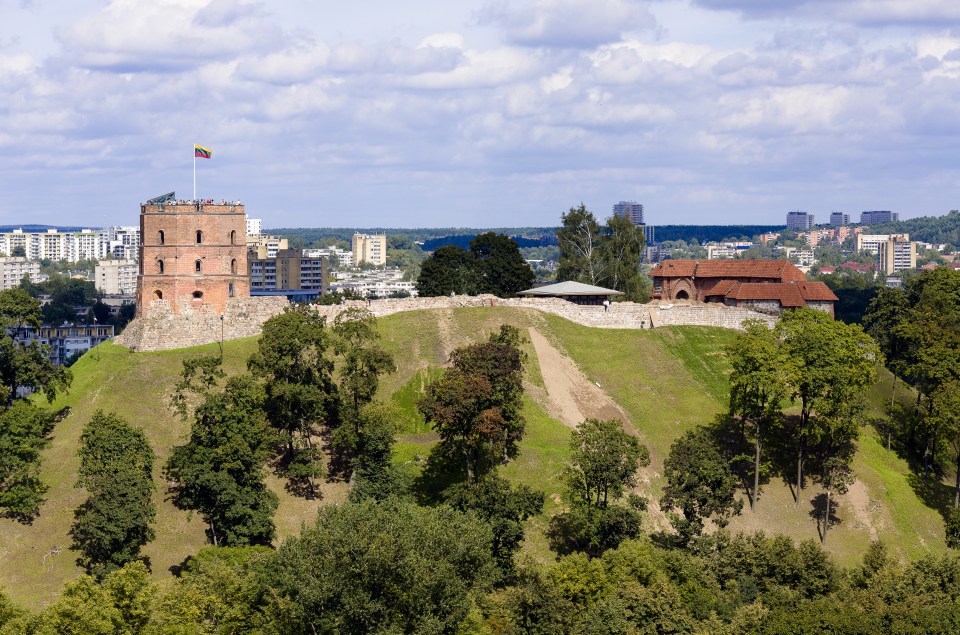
[
  {"xmin": 195, "ymin": 260, "xmax": 202, "ymax": 273},
  {"xmin": 193, "ymin": 290, "xmax": 203, "ymax": 299},
  {"xmin": 157, "ymin": 259, "xmax": 164, "ymax": 274},
  {"xmin": 230, "ymin": 230, "xmax": 236, "ymax": 245},
  {"xmin": 231, "ymin": 258, "xmax": 237, "ymax": 274},
  {"xmin": 153, "ymin": 290, "xmax": 163, "ymax": 300},
  {"xmin": 196, "ymin": 230, "xmax": 203, "ymax": 244},
  {"xmin": 158, "ymin": 230, "xmax": 165, "ymax": 245},
  {"xmin": 228, "ymin": 283, "xmax": 235, "ymax": 297}
]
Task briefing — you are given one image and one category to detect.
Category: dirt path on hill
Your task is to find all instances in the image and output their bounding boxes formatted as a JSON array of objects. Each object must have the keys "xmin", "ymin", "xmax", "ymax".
[
  {"xmin": 844, "ymin": 479, "xmax": 881, "ymax": 541},
  {"xmin": 435, "ymin": 309, "xmax": 456, "ymax": 359},
  {"xmin": 527, "ymin": 327, "xmax": 672, "ymax": 531},
  {"xmin": 527, "ymin": 327, "xmax": 629, "ymax": 429}
]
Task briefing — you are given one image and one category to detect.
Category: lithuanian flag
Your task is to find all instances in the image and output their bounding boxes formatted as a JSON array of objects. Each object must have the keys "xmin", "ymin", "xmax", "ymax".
[{"xmin": 194, "ymin": 144, "xmax": 213, "ymax": 159}]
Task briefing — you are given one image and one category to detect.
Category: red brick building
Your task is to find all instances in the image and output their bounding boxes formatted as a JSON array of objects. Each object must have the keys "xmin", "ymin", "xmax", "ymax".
[
  {"xmin": 650, "ymin": 259, "xmax": 837, "ymax": 317},
  {"xmin": 136, "ymin": 196, "xmax": 249, "ymax": 316}
]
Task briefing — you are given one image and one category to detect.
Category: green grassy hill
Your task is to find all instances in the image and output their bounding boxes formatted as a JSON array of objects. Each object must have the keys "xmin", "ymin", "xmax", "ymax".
[{"xmin": 0, "ymin": 307, "xmax": 949, "ymax": 606}]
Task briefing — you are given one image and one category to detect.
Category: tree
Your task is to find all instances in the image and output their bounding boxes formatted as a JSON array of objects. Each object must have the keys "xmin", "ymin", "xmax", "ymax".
[
  {"xmin": 566, "ymin": 418, "xmax": 649, "ymax": 509},
  {"xmin": 348, "ymin": 404, "xmax": 409, "ymax": 502},
  {"xmin": 0, "ymin": 288, "xmax": 71, "ymax": 406},
  {"xmin": 248, "ymin": 305, "xmax": 336, "ymax": 497},
  {"xmin": 419, "ymin": 326, "xmax": 527, "ymax": 482},
  {"xmin": 445, "ymin": 473, "xmax": 544, "ymax": 579},
  {"xmin": 0, "ymin": 401, "xmax": 55, "ymax": 521},
  {"xmin": 557, "ymin": 204, "xmax": 606, "ymax": 286},
  {"xmin": 863, "ymin": 286, "xmax": 910, "ymax": 415},
  {"xmin": 165, "ymin": 375, "xmax": 278, "ymax": 547},
  {"xmin": 548, "ymin": 419, "xmax": 649, "ymax": 557},
  {"xmin": 599, "ymin": 214, "xmax": 646, "ymax": 302},
  {"xmin": 170, "ymin": 355, "xmax": 225, "ymax": 420},
  {"xmin": 258, "ymin": 499, "xmax": 497, "ymax": 634},
  {"xmin": 416, "ymin": 245, "xmax": 481, "ymax": 297},
  {"xmin": 470, "ymin": 232, "xmax": 535, "ymax": 297},
  {"xmin": 727, "ymin": 320, "xmax": 790, "ymax": 511},
  {"xmin": 775, "ymin": 308, "xmax": 879, "ymax": 505},
  {"xmin": 661, "ymin": 427, "xmax": 743, "ymax": 542},
  {"xmin": 331, "ymin": 307, "xmax": 395, "ymax": 428},
  {"xmin": 71, "ymin": 411, "xmax": 156, "ymax": 578},
  {"xmin": 10, "ymin": 246, "xmax": 25, "ymax": 258}
]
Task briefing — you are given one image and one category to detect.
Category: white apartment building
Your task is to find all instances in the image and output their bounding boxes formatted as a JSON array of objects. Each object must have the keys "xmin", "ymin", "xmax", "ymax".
[
  {"xmin": 95, "ymin": 259, "xmax": 138, "ymax": 295},
  {"xmin": 0, "ymin": 228, "xmax": 108, "ymax": 262},
  {"xmin": 303, "ymin": 246, "xmax": 352, "ymax": 267},
  {"xmin": 105, "ymin": 226, "xmax": 140, "ymax": 260},
  {"xmin": 352, "ymin": 233, "xmax": 387, "ymax": 266},
  {"xmin": 0, "ymin": 257, "xmax": 41, "ymax": 290},
  {"xmin": 246, "ymin": 218, "xmax": 262, "ymax": 237}
]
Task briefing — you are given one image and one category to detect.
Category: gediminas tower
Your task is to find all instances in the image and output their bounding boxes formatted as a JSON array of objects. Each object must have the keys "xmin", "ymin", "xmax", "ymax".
[{"xmin": 136, "ymin": 193, "xmax": 249, "ymax": 317}]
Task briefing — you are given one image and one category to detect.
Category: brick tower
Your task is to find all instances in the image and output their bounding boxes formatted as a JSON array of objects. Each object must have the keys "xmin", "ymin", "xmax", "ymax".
[{"xmin": 136, "ymin": 193, "xmax": 249, "ymax": 317}]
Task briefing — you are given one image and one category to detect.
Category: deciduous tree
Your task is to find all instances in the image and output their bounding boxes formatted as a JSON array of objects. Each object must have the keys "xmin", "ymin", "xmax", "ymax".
[
  {"xmin": 248, "ymin": 305, "xmax": 336, "ymax": 497},
  {"xmin": 258, "ymin": 499, "xmax": 496, "ymax": 634},
  {"xmin": 0, "ymin": 401, "xmax": 55, "ymax": 521},
  {"xmin": 71, "ymin": 411, "xmax": 156, "ymax": 578},
  {"xmin": 416, "ymin": 245, "xmax": 481, "ymax": 297},
  {"xmin": 470, "ymin": 232, "xmax": 535, "ymax": 297},
  {"xmin": 166, "ymin": 376, "xmax": 278, "ymax": 547},
  {"xmin": 661, "ymin": 427, "xmax": 743, "ymax": 542},
  {"xmin": 775, "ymin": 308, "xmax": 879, "ymax": 505},
  {"xmin": 419, "ymin": 326, "xmax": 527, "ymax": 482},
  {"xmin": 727, "ymin": 320, "xmax": 790, "ymax": 511}
]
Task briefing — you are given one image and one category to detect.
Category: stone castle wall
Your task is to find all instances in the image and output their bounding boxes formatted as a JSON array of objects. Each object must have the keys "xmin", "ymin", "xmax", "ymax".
[
  {"xmin": 114, "ymin": 295, "xmax": 775, "ymax": 352},
  {"xmin": 115, "ymin": 296, "xmax": 289, "ymax": 352}
]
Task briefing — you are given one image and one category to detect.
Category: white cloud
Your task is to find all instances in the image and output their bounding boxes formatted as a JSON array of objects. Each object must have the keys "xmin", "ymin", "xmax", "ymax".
[{"xmin": 478, "ymin": 0, "xmax": 656, "ymax": 48}]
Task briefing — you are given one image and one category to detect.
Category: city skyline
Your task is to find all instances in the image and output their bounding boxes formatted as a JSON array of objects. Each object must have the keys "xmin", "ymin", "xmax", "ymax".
[{"xmin": 2, "ymin": 1, "xmax": 960, "ymax": 228}]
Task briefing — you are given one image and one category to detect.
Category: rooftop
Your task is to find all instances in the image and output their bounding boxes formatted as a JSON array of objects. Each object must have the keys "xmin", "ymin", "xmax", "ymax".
[{"xmin": 518, "ymin": 281, "xmax": 624, "ymax": 297}]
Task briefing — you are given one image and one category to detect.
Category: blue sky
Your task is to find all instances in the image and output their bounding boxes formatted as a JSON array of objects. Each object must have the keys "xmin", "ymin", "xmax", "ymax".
[{"xmin": 2, "ymin": 0, "xmax": 959, "ymax": 228}]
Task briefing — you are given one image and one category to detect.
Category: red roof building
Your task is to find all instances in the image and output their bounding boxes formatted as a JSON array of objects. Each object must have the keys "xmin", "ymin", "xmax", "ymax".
[{"xmin": 650, "ymin": 259, "xmax": 837, "ymax": 318}]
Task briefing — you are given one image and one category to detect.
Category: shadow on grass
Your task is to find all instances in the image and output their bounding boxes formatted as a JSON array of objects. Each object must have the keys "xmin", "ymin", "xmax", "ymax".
[
  {"xmin": 808, "ymin": 492, "xmax": 841, "ymax": 544},
  {"xmin": 866, "ymin": 403, "xmax": 958, "ymax": 524}
]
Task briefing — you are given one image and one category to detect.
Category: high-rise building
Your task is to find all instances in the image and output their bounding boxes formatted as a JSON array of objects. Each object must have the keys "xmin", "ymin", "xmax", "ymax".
[
  {"xmin": 105, "ymin": 226, "xmax": 141, "ymax": 260},
  {"xmin": 246, "ymin": 218, "xmax": 262, "ymax": 237},
  {"xmin": 860, "ymin": 210, "xmax": 899, "ymax": 224},
  {"xmin": 0, "ymin": 228, "xmax": 106, "ymax": 261},
  {"xmin": 95, "ymin": 259, "xmax": 138, "ymax": 295},
  {"xmin": 613, "ymin": 201, "xmax": 644, "ymax": 225},
  {"xmin": 786, "ymin": 211, "xmax": 814, "ymax": 231},
  {"xmin": 857, "ymin": 233, "xmax": 916, "ymax": 274},
  {"xmin": 249, "ymin": 249, "xmax": 328, "ymax": 293},
  {"xmin": 136, "ymin": 194, "xmax": 249, "ymax": 316},
  {"xmin": 877, "ymin": 234, "xmax": 916, "ymax": 274},
  {"xmin": 352, "ymin": 233, "xmax": 387, "ymax": 266},
  {"xmin": 0, "ymin": 257, "xmax": 41, "ymax": 290},
  {"xmin": 830, "ymin": 212, "xmax": 850, "ymax": 227}
]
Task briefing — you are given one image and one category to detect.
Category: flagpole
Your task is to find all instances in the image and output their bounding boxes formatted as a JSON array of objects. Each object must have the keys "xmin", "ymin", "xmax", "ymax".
[{"xmin": 193, "ymin": 151, "xmax": 196, "ymax": 201}]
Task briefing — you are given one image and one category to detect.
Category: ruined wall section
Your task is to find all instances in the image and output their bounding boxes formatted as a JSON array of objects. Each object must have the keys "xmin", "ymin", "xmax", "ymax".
[
  {"xmin": 115, "ymin": 295, "xmax": 775, "ymax": 353},
  {"xmin": 116, "ymin": 296, "xmax": 288, "ymax": 352}
]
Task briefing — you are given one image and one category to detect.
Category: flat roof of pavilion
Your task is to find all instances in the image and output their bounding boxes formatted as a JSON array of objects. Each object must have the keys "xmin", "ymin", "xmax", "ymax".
[{"xmin": 518, "ymin": 281, "xmax": 624, "ymax": 297}]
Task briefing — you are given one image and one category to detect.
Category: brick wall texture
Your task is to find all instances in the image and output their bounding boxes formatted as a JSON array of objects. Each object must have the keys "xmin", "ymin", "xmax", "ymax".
[
  {"xmin": 115, "ymin": 295, "xmax": 777, "ymax": 352},
  {"xmin": 136, "ymin": 202, "xmax": 249, "ymax": 317}
]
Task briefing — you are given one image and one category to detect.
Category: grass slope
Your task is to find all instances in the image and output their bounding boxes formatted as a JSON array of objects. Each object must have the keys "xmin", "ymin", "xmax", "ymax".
[{"xmin": 0, "ymin": 307, "xmax": 950, "ymax": 604}]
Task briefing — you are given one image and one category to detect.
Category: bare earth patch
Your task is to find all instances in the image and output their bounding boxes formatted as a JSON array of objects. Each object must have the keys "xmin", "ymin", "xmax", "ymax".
[{"xmin": 527, "ymin": 327, "xmax": 671, "ymax": 531}]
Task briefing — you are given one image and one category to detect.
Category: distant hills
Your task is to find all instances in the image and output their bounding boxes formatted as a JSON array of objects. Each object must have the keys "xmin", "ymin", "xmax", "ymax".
[{"xmin": 0, "ymin": 224, "xmax": 86, "ymax": 232}]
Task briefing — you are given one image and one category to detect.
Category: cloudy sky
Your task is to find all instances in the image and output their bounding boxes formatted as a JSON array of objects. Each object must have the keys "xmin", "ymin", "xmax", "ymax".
[{"xmin": 2, "ymin": 0, "xmax": 960, "ymax": 228}]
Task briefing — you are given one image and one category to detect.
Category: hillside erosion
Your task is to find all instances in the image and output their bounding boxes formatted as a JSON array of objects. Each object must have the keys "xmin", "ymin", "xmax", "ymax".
[{"xmin": 117, "ymin": 294, "xmax": 777, "ymax": 352}]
